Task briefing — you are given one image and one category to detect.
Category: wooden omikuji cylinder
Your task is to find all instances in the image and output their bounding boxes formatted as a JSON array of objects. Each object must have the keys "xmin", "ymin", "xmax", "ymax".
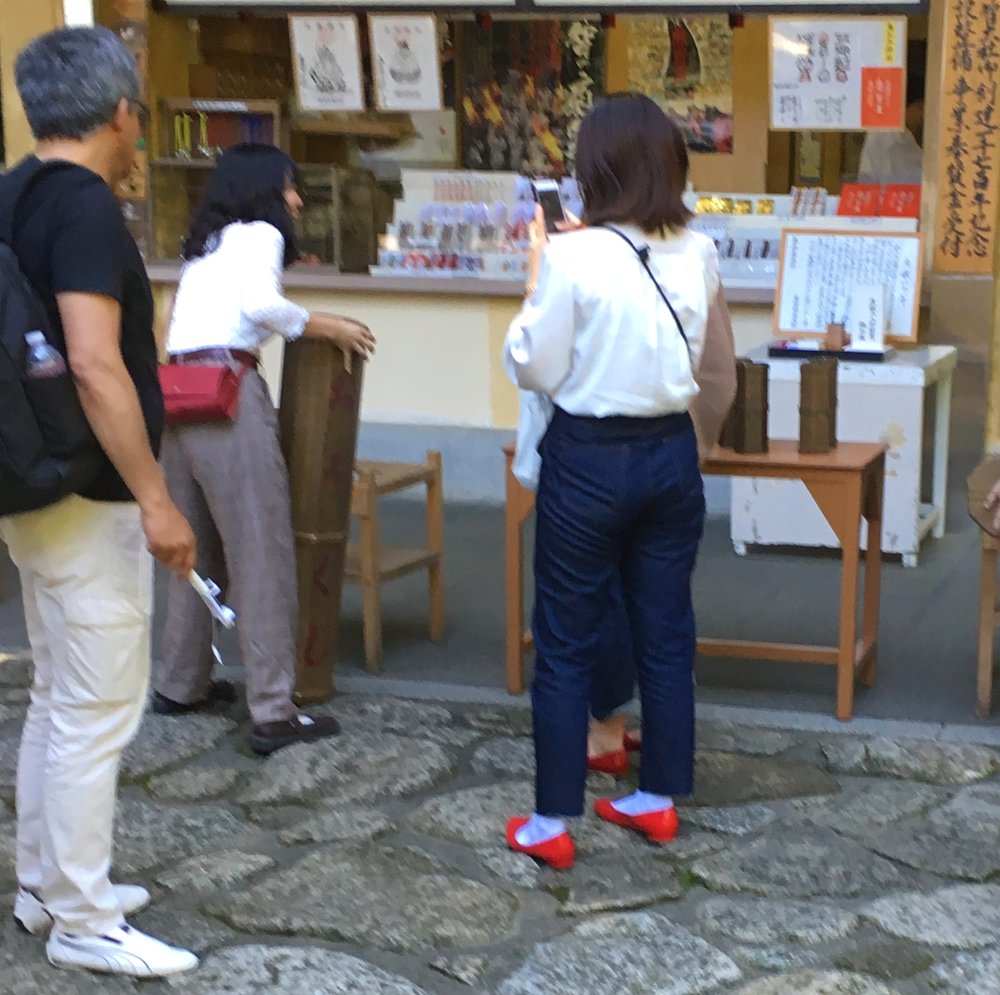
[
  {"xmin": 799, "ymin": 357, "xmax": 839, "ymax": 455},
  {"xmin": 719, "ymin": 359, "xmax": 748, "ymax": 450},
  {"xmin": 739, "ymin": 361, "xmax": 769, "ymax": 454},
  {"xmin": 278, "ymin": 339, "xmax": 364, "ymax": 704},
  {"xmin": 722, "ymin": 359, "xmax": 769, "ymax": 454}
]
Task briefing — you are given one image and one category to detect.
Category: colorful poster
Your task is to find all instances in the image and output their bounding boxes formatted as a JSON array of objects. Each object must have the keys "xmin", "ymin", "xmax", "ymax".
[
  {"xmin": 460, "ymin": 20, "xmax": 605, "ymax": 176},
  {"xmin": 289, "ymin": 15, "xmax": 364, "ymax": 113},
  {"xmin": 369, "ymin": 14, "xmax": 443, "ymax": 112},
  {"xmin": 770, "ymin": 17, "xmax": 907, "ymax": 131},
  {"xmin": 625, "ymin": 16, "xmax": 734, "ymax": 155}
]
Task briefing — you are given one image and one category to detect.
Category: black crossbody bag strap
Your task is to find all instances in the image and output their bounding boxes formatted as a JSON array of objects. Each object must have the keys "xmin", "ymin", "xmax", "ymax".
[{"xmin": 597, "ymin": 224, "xmax": 692, "ymax": 362}]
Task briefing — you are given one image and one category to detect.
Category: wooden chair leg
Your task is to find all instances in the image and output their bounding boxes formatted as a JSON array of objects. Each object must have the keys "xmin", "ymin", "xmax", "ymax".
[
  {"xmin": 357, "ymin": 472, "xmax": 383, "ymax": 673},
  {"xmin": 426, "ymin": 451, "xmax": 445, "ymax": 643},
  {"xmin": 977, "ymin": 539, "xmax": 997, "ymax": 718}
]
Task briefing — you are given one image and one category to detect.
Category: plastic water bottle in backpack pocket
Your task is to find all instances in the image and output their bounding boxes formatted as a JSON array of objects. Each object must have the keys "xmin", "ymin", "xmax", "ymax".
[{"xmin": 24, "ymin": 330, "xmax": 67, "ymax": 378}]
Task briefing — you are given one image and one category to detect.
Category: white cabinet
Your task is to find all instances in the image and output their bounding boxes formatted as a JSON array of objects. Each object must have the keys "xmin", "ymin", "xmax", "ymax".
[{"xmin": 730, "ymin": 345, "xmax": 957, "ymax": 567}]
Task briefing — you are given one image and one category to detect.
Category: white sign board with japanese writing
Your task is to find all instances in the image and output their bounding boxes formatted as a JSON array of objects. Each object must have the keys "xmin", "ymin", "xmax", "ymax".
[
  {"xmin": 775, "ymin": 229, "xmax": 922, "ymax": 343},
  {"xmin": 770, "ymin": 16, "xmax": 907, "ymax": 131}
]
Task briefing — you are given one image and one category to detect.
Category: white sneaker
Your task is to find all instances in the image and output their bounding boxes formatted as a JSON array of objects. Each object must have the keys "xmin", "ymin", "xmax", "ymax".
[
  {"xmin": 46, "ymin": 923, "xmax": 198, "ymax": 978},
  {"xmin": 13, "ymin": 885, "xmax": 151, "ymax": 936}
]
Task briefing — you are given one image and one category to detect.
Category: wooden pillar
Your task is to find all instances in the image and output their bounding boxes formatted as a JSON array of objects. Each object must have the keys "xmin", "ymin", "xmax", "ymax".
[
  {"xmin": 927, "ymin": 0, "xmax": 1000, "ymax": 443},
  {"xmin": 991, "ymin": 224, "xmax": 1000, "ymax": 451},
  {"xmin": 931, "ymin": 0, "xmax": 1000, "ymax": 279},
  {"xmin": 0, "ymin": 0, "xmax": 66, "ymax": 166}
]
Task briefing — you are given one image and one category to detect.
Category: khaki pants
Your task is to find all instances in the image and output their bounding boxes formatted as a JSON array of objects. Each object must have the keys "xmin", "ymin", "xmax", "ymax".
[
  {"xmin": 1, "ymin": 496, "xmax": 151, "ymax": 935},
  {"xmin": 156, "ymin": 370, "xmax": 297, "ymax": 726}
]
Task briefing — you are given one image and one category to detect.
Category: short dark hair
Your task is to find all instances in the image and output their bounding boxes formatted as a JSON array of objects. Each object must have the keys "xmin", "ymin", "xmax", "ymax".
[
  {"xmin": 183, "ymin": 144, "xmax": 300, "ymax": 266},
  {"xmin": 576, "ymin": 92, "xmax": 692, "ymax": 235}
]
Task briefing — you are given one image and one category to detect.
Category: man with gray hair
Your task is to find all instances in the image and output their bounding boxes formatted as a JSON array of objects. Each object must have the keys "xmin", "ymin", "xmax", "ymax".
[{"xmin": 0, "ymin": 27, "xmax": 198, "ymax": 977}]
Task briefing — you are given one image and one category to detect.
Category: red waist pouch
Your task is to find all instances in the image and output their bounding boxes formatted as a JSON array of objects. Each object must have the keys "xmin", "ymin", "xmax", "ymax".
[{"xmin": 158, "ymin": 363, "xmax": 246, "ymax": 424}]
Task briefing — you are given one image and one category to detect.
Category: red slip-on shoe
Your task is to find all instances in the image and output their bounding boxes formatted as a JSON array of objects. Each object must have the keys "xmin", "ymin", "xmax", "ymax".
[
  {"xmin": 587, "ymin": 749, "xmax": 629, "ymax": 777},
  {"xmin": 624, "ymin": 731, "xmax": 642, "ymax": 753},
  {"xmin": 506, "ymin": 817, "xmax": 576, "ymax": 870},
  {"xmin": 594, "ymin": 798, "xmax": 679, "ymax": 844}
]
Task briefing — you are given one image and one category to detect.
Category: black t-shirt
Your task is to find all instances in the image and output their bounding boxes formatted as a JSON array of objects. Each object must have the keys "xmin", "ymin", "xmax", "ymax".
[{"xmin": 0, "ymin": 156, "xmax": 163, "ymax": 503}]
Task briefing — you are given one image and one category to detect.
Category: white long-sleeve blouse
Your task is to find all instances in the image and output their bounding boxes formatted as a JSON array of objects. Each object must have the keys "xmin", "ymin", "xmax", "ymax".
[
  {"xmin": 503, "ymin": 224, "xmax": 720, "ymax": 417},
  {"xmin": 166, "ymin": 221, "xmax": 309, "ymax": 356}
]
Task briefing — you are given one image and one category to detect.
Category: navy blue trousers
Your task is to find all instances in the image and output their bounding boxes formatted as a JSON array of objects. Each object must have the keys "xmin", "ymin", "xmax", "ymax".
[
  {"xmin": 532, "ymin": 408, "xmax": 705, "ymax": 817},
  {"xmin": 590, "ymin": 578, "xmax": 634, "ymax": 721}
]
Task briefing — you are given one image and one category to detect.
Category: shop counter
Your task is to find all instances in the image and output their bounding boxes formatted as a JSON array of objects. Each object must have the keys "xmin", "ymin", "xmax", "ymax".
[{"xmin": 148, "ymin": 263, "xmax": 777, "ymax": 437}]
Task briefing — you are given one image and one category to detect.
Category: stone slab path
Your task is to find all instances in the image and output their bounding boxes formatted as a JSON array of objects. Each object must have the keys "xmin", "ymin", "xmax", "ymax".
[{"xmin": 2, "ymin": 647, "xmax": 1000, "ymax": 993}]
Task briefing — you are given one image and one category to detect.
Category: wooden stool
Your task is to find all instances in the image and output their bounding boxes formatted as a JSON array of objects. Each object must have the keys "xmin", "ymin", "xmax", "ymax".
[
  {"xmin": 345, "ymin": 451, "xmax": 445, "ymax": 672},
  {"xmin": 977, "ymin": 531, "xmax": 1000, "ymax": 718}
]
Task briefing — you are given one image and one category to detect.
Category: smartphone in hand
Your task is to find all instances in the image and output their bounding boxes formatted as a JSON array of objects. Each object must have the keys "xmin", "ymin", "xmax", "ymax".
[{"xmin": 531, "ymin": 178, "xmax": 566, "ymax": 235}]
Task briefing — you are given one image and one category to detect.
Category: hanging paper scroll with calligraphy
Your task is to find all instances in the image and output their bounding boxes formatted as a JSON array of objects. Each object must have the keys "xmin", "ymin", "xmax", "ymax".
[
  {"xmin": 933, "ymin": 0, "xmax": 1000, "ymax": 274},
  {"xmin": 770, "ymin": 17, "xmax": 907, "ymax": 131},
  {"xmin": 775, "ymin": 230, "xmax": 922, "ymax": 344}
]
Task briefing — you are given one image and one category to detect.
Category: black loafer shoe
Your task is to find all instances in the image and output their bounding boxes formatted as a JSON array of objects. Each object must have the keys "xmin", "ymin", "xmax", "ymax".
[
  {"xmin": 151, "ymin": 679, "xmax": 238, "ymax": 716},
  {"xmin": 250, "ymin": 714, "xmax": 341, "ymax": 756}
]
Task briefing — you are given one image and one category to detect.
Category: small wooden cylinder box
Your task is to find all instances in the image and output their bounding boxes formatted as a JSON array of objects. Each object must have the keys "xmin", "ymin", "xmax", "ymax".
[
  {"xmin": 799, "ymin": 358, "xmax": 839, "ymax": 455},
  {"xmin": 721, "ymin": 359, "xmax": 769, "ymax": 454}
]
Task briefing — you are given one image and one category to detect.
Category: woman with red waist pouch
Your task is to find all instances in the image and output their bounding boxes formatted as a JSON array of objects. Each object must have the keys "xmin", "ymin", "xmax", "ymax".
[{"xmin": 154, "ymin": 144, "xmax": 374, "ymax": 756}]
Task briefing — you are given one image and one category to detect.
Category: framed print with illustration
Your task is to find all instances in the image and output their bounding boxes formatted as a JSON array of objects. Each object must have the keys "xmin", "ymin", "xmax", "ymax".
[
  {"xmin": 369, "ymin": 14, "xmax": 443, "ymax": 112},
  {"xmin": 290, "ymin": 15, "xmax": 364, "ymax": 113}
]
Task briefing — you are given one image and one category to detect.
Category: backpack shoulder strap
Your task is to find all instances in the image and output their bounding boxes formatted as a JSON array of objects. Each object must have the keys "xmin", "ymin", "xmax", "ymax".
[
  {"xmin": 0, "ymin": 159, "xmax": 74, "ymax": 247},
  {"xmin": 596, "ymin": 223, "xmax": 691, "ymax": 360}
]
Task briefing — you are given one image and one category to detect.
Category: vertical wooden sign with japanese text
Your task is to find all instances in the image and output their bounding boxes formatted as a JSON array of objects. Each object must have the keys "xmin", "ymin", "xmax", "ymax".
[{"xmin": 933, "ymin": 0, "xmax": 1000, "ymax": 274}]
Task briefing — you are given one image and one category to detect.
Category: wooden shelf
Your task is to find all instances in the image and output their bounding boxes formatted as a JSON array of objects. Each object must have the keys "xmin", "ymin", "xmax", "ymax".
[
  {"xmin": 290, "ymin": 113, "xmax": 416, "ymax": 143},
  {"xmin": 345, "ymin": 544, "xmax": 438, "ymax": 583},
  {"xmin": 151, "ymin": 158, "xmax": 217, "ymax": 169},
  {"xmin": 164, "ymin": 98, "xmax": 281, "ymax": 116},
  {"xmin": 159, "ymin": 97, "xmax": 282, "ymax": 160}
]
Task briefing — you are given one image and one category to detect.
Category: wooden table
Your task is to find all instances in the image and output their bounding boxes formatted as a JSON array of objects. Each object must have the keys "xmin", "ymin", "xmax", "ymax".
[
  {"xmin": 731, "ymin": 346, "xmax": 955, "ymax": 567},
  {"xmin": 504, "ymin": 440, "xmax": 887, "ymax": 721}
]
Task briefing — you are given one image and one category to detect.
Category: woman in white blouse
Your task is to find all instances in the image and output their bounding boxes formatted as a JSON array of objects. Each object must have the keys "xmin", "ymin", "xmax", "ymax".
[
  {"xmin": 153, "ymin": 144, "xmax": 374, "ymax": 756},
  {"xmin": 504, "ymin": 94, "xmax": 734, "ymax": 869}
]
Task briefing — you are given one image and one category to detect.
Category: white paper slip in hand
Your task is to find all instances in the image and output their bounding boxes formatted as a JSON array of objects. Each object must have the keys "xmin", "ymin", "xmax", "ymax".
[{"xmin": 188, "ymin": 571, "xmax": 237, "ymax": 629}]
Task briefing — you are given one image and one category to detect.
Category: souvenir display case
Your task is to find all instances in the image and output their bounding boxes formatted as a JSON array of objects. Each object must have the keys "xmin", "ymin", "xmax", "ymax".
[
  {"xmin": 149, "ymin": 98, "xmax": 282, "ymax": 261},
  {"xmin": 149, "ymin": 100, "xmax": 379, "ymax": 271},
  {"xmin": 684, "ymin": 190, "xmax": 919, "ymax": 291},
  {"xmin": 371, "ymin": 170, "xmax": 582, "ymax": 281},
  {"xmin": 297, "ymin": 165, "xmax": 380, "ymax": 273}
]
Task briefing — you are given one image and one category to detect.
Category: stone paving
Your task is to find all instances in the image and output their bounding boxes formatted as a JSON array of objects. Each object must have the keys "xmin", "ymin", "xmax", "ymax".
[{"xmin": 3, "ymin": 647, "xmax": 1000, "ymax": 993}]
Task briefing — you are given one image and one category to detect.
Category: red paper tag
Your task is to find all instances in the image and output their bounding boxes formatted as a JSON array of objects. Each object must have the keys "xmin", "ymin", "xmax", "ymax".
[
  {"xmin": 880, "ymin": 184, "xmax": 921, "ymax": 217},
  {"xmin": 860, "ymin": 66, "xmax": 905, "ymax": 129},
  {"xmin": 837, "ymin": 184, "xmax": 882, "ymax": 217}
]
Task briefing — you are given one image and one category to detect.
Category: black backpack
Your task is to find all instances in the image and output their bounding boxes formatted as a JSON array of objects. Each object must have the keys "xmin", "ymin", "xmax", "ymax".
[{"xmin": 0, "ymin": 161, "xmax": 103, "ymax": 515}]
